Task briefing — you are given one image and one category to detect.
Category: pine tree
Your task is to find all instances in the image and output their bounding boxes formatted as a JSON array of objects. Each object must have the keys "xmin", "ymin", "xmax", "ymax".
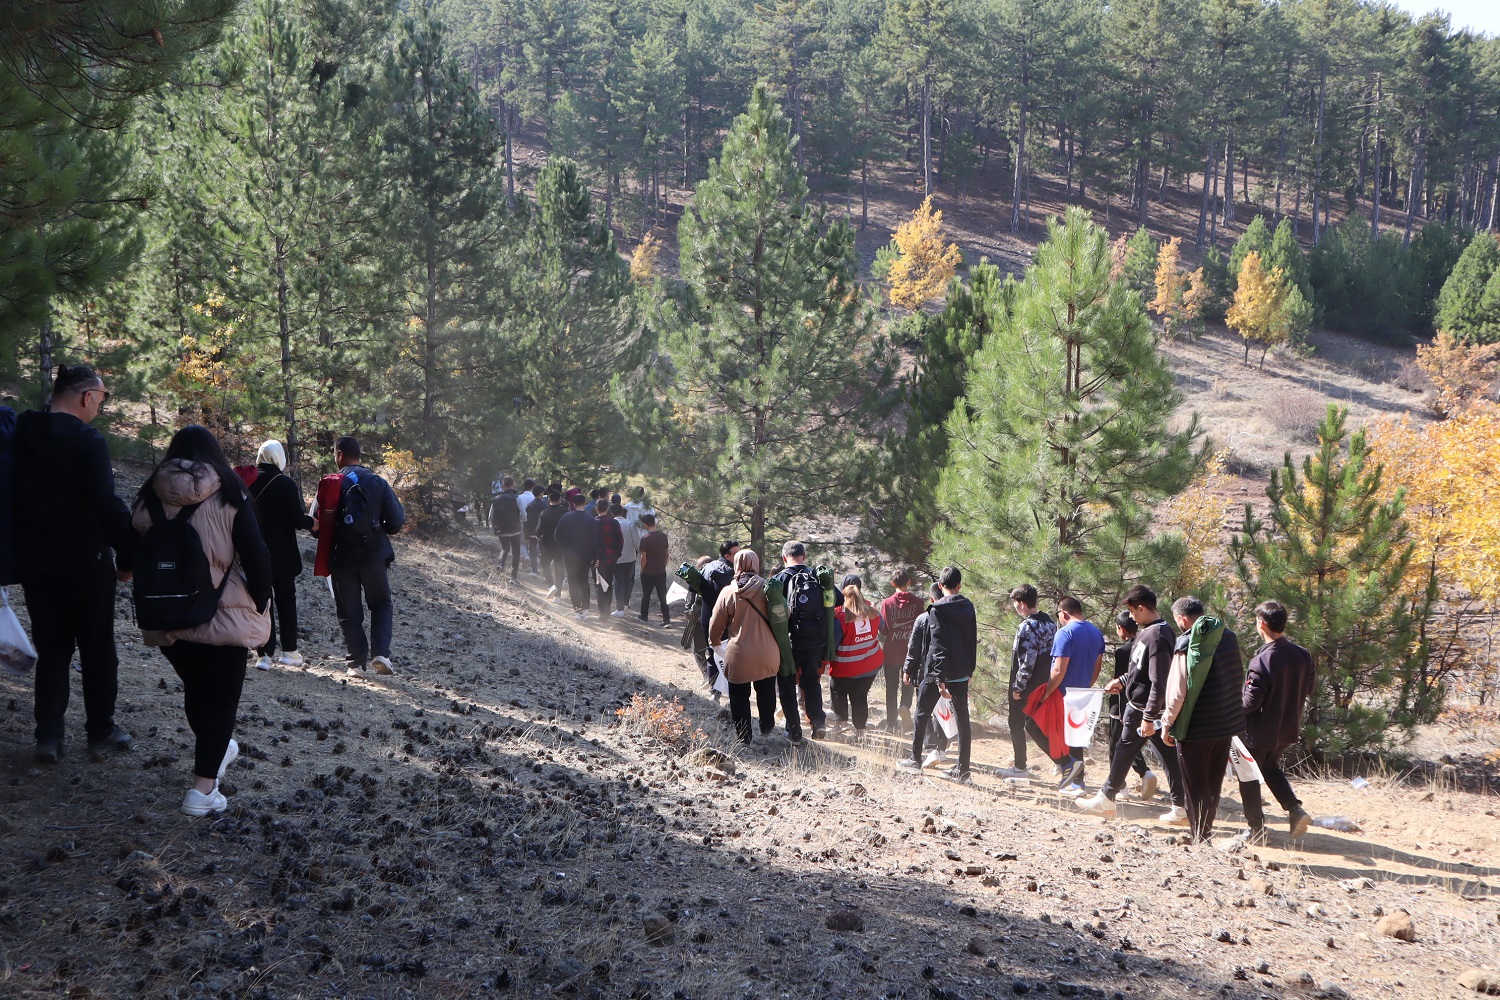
[
  {"xmin": 1226, "ymin": 251, "xmax": 1291, "ymax": 368},
  {"xmin": 876, "ymin": 0, "xmax": 961, "ymax": 198},
  {"xmin": 880, "ymin": 260, "xmax": 1014, "ymax": 566},
  {"xmin": 508, "ymin": 157, "xmax": 646, "ymax": 484},
  {"xmin": 1265, "ymin": 217, "xmax": 1310, "ymax": 301},
  {"xmin": 934, "ymin": 207, "xmax": 1203, "ymax": 628},
  {"xmin": 630, "ymin": 84, "xmax": 895, "ymax": 556},
  {"xmin": 1228, "ymin": 213, "xmax": 1271, "ymax": 283},
  {"xmin": 1121, "ymin": 225, "xmax": 1158, "ymax": 299},
  {"xmin": 887, "ymin": 197, "xmax": 962, "ymax": 310},
  {"xmin": 1197, "ymin": 246, "xmax": 1232, "ymax": 323},
  {"xmin": 1230, "ymin": 405, "xmax": 1436, "ymax": 757},
  {"xmin": 1435, "ymin": 231, "xmax": 1500, "ymax": 342}
]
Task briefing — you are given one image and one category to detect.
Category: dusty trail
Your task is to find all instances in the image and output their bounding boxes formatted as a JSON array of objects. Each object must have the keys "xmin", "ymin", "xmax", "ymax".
[{"xmin": 0, "ymin": 533, "xmax": 1496, "ymax": 999}]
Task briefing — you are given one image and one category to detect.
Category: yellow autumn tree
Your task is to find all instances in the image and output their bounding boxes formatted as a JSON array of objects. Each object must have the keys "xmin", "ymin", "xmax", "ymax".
[
  {"xmin": 887, "ymin": 196, "xmax": 962, "ymax": 309},
  {"xmin": 1369, "ymin": 402, "xmax": 1500, "ymax": 606},
  {"xmin": 629, "ymin": 232, "xmax": 662, "ymax": 284},
  {"xmin": 1148, "ymin": 236, "xmax": 1199, "ymax": 338},
  {"xmin": 1225, "ymin": 250, "xmax": 1290, "ymax": 369},
  {"xmin": 1158, "ymin": 448, "xmax": 1233, "ymax": 598},
  {"xmin": 1414, "ymin": 329, "xmax": 1500, "ymax": 417}
]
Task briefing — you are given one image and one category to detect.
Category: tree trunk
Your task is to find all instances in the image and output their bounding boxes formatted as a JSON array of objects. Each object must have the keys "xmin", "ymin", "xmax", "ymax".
[
  {"xmin": 276, "ymin": 235, "xmax": 298, "ymax": 475},
  {"xmin": 1011, "ymin": 94, "xmax": 1028, "ymax": 233},
  {"xmin": 1222, "ymin": 129, "xmax": 1235, "ymax": 227},
  {"xmin": 1311, "ymin": 63, "xmax": 1327, "ymax": 244},
  {"xmin": 1371, "ymin": 75, "xmax": 1382, "ymax": 239},
  {"xmin": 921, "ymin": 71, "xmax": 934, "ymax": 197},
  {"xmin": 1196, "ymin": 131, "xmax": 1216, "ymax": 249},
  {"xmin": 860, "ymin": 159, "xmax": 869, "ymax": 229},
  {"xmin": 1404, "ymin": 137, "xmax": 1425, "ymax": 248},
  {"xmin": 37, "ymin": 295, "xmax": 52, "ymax": 406}
]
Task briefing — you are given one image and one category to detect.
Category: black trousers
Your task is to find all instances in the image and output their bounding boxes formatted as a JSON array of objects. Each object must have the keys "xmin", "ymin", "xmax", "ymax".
[
  {"xmin": 538, "ymin": 546, "xmax": 560, "ymax": 590},
  {"xmin": 639, "ymin": 572, "xmax": 669, "ymax": 623},
  {"xmin": 1106, "ymin": 711, "xmax": 1151, "ymax": 778},
  {"xmin": 912, "ymin": 678, "xmax": 971, "ymax": 774},
  {"xmin": 594, "ymin": 564, "xmax": 614, "ymax": 614},
  {"xmin": 162, "ymin": 641, "xmax": 247, "ymax": 780},
  {"xmin": 728, "ymin": 672, "xmax": 801, "ymax": 743},
  {"xmin": 1176, "ymin": 737, "xmax": 1232, "ymax": 842},
  {"xmin": 1239, "ymin": 742, "xmax": 1302, "ymax": 831},
  {"xmin": 1008, "ymin": 685, "xmax": 1053, "ymax": 769},
  {"xmin": 830, "ymin": 672, "xmax": 878, "ymax": 730},
  {"xmin": 24, "ymin": 566, "xmax": 119, "ymax": 744},
  {"xmin": 1102, "ymin": 708, "xmax": 1185, "ymax": 804},
  {"xmin": 258, "ymin": 572, "xmax": 300, "ymax": 657},
  {"xmin": 564, "ymin": 555, "xmax": 591, "ymax": 611},
  {"xmin": 612, "ymin": 562, "xmax": 636, "ymax": 610},
  {"xmin": 791, "ymin": 645, "xmax": 827, "ymax": 730},
  {"xmin": 882, "ymin": 657, "xmax": 912, "ymax": 727},
  {"xmin": 497, "ymin": 534, "xmax": 522, "ymax": 579},
  {"xmin": 331, "ymin": 559, "xmax": 393, "ymax": 665}
]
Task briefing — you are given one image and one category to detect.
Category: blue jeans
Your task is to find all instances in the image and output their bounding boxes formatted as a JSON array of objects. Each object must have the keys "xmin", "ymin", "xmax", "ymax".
[{"xmin": 332, "ymin": 560, "xmax": 393, "ymax": 664}]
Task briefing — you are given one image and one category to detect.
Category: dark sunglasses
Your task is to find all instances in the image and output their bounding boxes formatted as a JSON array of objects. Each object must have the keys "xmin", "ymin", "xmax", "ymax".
[{"xmin": 84, "ymin": 387, "xmax": 111, "ymax": 406}]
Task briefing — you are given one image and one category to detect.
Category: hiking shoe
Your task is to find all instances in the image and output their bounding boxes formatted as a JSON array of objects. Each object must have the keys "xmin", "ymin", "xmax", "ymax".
[
  {"xmin": 1075, "ymin": 791, "xmax": 1117, "ymax": 818},
  {"xmin": 546, "ymin": 585, "xmax": 558, "ymax": 598},
  {"xmin": 87, "ymin": 726, "xmax": 133, "ymax": 753},
  {"xmin": 946, "ymin": 765, "xmax": 973, "ymax": 784},
  {"xmin": 896, "ymin": 758, "xmax": 922, "ymax": 773},
  {"xmin": 1058, "ymin": 760, "xmax": 1085, "ymax": 789},
  {"xmin": 637, "ymin": 614, "xmax": 650, "ymax": 624},
  {"xmin": 1139, "ymin": 770, "xmax": 1159, "ymax": 801},
  {"xmin": 346, "ymin": 663, "xmax": 367, "ymax": 677},
  {"xmin": 34, "ymin": 737, "xmax": 63, "ymax": 763},
  {"xmin": 217, "ymin": 739, "xmax": 239, "ymax": 781},
  {"xmin": 276, "ymin": 650, "xmax": 304, "ymax": 667},
  {"xmin": 787, "ymin": 732, "xmax": 805, "ymax": 746},
  {"xmin": 661, "ymin": 620, "xmax": 673, "ymax": 628},
  {"xmin": 1288, "ymin": 807, "xmax": 1312, "ymax": 839},
  {"xmin": 997, "ymin": 766, "xmax": 1030, "ymax": 778},
  {"xmin": 181, "ymin": 787, "xmax": 228, "ymax": 817},
  {"xmin": 922, "ymin": 749, "xmax": 949, "ymax": 769},
  {"xmin": 1060, "ymin": 782, "xmax": 1086, "ymax": 796},
  {"xmin": 812, "ymin": 728, "xmax": 828, "ymax": 741},
  {"xmin": 1159, "ymin": 805, "xmax": 1190, "ymax": 826},
  {"xmin": 1223, "ymin": 827, "xmax": 1267, "ymax": 852},
  {"xmin": 372, "ymin": 656, "xmax": 394, "ymax": 675},
  {"xmin": 254, "ymin": 655, "xmax": 273, "ymax": 671},
  {"xmin": 610, "ymin": 610, "xmax": 626, "ymax": 618}
]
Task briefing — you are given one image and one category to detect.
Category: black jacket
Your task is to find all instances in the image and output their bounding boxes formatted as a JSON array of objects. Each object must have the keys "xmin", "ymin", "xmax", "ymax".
[
  {"xmin": 916, "ymin": 594, "xmax": 977, "ymax": 683},
  {"xmin": 0, "ymin": 406, "xmax": 14, "ymax": 585},
  {"xmin": 553, "ymin": 508, "xmax": 597, "ymax": 560},
  {"xmin": 12, "ymin": 410, "xmax": 134, "ymax": 581},
  {"xmin": 1122, "ymin": 618, "xmax": 1176, "ymax": 720},
  {"xmin": 250, "ymin": 463, "xmax": 313, "ymax": 579},
  {"xmin": 524, "ymin": 494, "xmax": 547, "ymax": 539},
  {"xmin": 1175, "ymin": 626, "xmax": 1246, "ymax": 742},
  {"xmin": 329, "ymin": 465, "xmax": 405, "ymax": 570},
  {"xmin": 490, "ymin": 489, "xmax": 522, "ymax": 536},
  {"xmin": 536, "ymin": 502, "xmax": 566, "ymax": 550},
  {"xmin": 701, "ymin": 557, "xmax": 736, "ymax": 628},
  {"xmin": 1243, "ymin": 637, "xmax": 1315, "ymax": 750}
]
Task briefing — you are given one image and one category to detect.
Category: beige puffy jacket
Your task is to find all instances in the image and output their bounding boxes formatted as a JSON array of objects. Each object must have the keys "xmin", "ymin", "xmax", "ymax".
[
  {"xmin": 131, "ymin": 460, "xmax": 271, "ymax": 649},
  {"xmin": 708, "ymin": 574, "xmax": 781, "ymax": 685}
]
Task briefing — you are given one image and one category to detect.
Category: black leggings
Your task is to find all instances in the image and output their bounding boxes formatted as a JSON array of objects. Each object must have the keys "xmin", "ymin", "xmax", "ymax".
[
  {"xmin": 162, "ymin": 641, "xmax": 247, "ymax": 780},
  {"xmin": 258, "ymin": 573, "xmax": 300, "ymax": 656},
  {"xmin": 830, "ymin": 672, "xmax": 878, "ymax": 730}
]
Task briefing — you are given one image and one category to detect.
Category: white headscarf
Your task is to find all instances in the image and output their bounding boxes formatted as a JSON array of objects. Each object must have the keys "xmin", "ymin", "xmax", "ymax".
[{"xmin": 256, "ymin": 439, "xmax": 287, "ymax": 471}]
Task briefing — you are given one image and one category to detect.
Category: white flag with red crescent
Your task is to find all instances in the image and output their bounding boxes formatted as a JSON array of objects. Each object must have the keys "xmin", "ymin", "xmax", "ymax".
[
  {"xmin": 1063, "ymin": 688, "xmax": 1105, "ymax": 748},
  {"xmin": 1229, "ymin": 735, "xmax": 1265, "ymax": 783}
]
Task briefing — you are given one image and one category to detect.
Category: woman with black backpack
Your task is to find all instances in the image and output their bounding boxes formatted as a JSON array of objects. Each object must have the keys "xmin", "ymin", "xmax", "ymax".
[
  {"xmin": 132, "ymin": 426, "xmax": 271, "ymax": 817},
  {"xmin": 249, "ymin": 440, "xmax": 313, "ymax": 671}
]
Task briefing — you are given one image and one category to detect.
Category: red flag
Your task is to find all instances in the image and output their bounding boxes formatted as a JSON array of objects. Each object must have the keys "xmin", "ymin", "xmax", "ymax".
[
  {"xmin": 312, "ymin": 473, "xmax": 344, "ymax": 577},
  {"xmin": 1024, "ymin": 685, "xmax": 1068, "ymax": 760}
]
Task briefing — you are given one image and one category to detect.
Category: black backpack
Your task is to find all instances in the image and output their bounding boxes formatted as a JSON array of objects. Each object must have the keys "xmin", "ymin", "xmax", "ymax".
[
  {"xmin": 784, "ymin": 567, "xmax": 825, "ymax": 644},
  {"xmin": 133, "ymin": 492, "xmax": 227, "ymax": 631},
  {"xmin": 334, "ymin": 470, "xmax": 379, "ymax": 561}
]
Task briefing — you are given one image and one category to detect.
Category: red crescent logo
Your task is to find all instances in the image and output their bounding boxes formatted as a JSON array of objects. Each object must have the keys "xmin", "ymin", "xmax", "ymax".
[{"xmin": 1067, "ymin": 710, "xmax": 1090, "ymax": 727}]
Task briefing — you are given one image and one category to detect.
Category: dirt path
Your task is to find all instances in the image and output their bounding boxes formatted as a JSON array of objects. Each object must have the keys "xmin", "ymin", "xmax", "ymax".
[{"xmin": 1, "ymin": 535, "xmax": 1496, "ymax": 999}]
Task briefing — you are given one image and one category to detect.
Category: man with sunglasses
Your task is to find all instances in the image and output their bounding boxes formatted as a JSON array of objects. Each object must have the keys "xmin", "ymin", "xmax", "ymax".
[{"xmin": 12, "ymin": 365, "xmax": 135, "ymax": 763}]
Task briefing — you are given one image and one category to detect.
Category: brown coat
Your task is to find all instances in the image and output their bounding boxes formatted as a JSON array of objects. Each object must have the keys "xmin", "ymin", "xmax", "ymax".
[
  {"xmin": 708, "ymin": 574, "xmax": 780, "ymax": 684},
  {"xmin": 131, "ymin": 459, "xmax": 271, "ymax": 649}
]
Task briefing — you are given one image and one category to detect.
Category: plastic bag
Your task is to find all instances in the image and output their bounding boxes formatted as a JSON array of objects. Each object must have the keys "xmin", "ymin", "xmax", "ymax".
[
  {"xmin": 711, "ymin": 642, "xmax": 729, "ymax": 695},
  {"xmin": 1312, "ymin": 815, "xmax": 1363, "ymax": 833},
  {"xmin": 0, "ymin": 588, "xmax": 38, "ymax": 677},
  {"xmin": 934, "ymin": 694, "xmax": 959, "ymax": 738}
]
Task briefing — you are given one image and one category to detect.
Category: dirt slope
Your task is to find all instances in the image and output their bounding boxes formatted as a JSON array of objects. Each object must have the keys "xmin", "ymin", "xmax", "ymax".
[{"xmin": 2, "ymin": 534, "xmax": 1496, "ymax": 1000}]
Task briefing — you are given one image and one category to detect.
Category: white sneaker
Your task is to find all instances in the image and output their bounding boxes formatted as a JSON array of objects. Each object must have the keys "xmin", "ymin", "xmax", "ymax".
[
  {"xmin": 610, "ymin": 610, "xmax": 626, "ymax": 617},
  {"xmin": 546, "ymin": 586, "xmax": 558, "ymax": 598},
  {"xmin": 1075, "ymin": 791, "xmax": 1116, "ymax": 818},
  {"xmin": 372, "ymin": 655, "xmax": 394, "ymax": 675},
  {"xmin": 997, "ymin": 766, "xmax": 1030, "ymax": 778},
  {"xmin": 922, "ymin": 749, "xmax": 949, "ymax": 769},
  {"xmin": 896, "ymin": 758, "xmax": 922, "ymax": 772},
  {"xmin": 1159, "ymin": 805, "xmax": 1190, "ymax": 826},
  {"xmin": 217, "ymin": 739, "xmax": 239, "ymax": 781},
  {"xmin": 276, "ymin": 650, "xmax": 304, "ymax": 667},
  {"xmin": 346, "ymin": 663, "xmax": 365, "ymax": 677},
  {"xmin": 1140, "ymin": 770, "xmax": 1159, "ymax": 800},
  {"xmin": 253, "ymin": 655, "xmax": 272, "ymax": 671},
  {"xmin": 181, "ymin": 787, "xmax": 228, "ymax": 817}
]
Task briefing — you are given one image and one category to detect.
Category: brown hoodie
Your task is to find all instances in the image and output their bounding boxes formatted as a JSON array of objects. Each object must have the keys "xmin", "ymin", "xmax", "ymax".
[
  {"xmin": 131, "ymin": 459, "xmax": 271, "ymax": 649},
  {"xmin": 708, "ymin": 573, "xmax": 780, "ymax": 685}
]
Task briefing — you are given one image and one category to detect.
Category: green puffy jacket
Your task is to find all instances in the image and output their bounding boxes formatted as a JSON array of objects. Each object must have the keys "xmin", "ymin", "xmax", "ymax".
[
  {"xmin": 764, "ymin": 576, "xmax": 796, "ymax": 677},
  {"xmin": 1171, "ymin": 615, "xmax": 1224, "ymax": 741},
  {"xmin": 817, "ymin": 566, "xmax": 839, "ymax": 662}
]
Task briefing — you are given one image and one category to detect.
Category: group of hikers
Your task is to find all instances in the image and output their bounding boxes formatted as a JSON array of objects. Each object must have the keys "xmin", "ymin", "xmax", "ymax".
[
  {"xmin": 4, "ymin": 363, "xmax": 1319, "ymax": 847},
  {"xmin": 2, "ymin": 365, "xmax": 406, "ymax": 816},
  {"xmin": 676, "ymin": 538, "xmax": 1317, "ymax": 847}
]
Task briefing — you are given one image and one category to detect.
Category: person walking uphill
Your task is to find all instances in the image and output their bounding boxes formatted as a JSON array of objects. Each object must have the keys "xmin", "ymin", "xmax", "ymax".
[
  {"xmin": 248, "ymin": 440, "xmax": 314, "ymax": 671},
  {"xmin": 830, "ymin": 582, "xmax": 884, "ymax": 738},
  {"xmin": 708, "ymin": 549, "xmax": 786, "ymax": 745},
  {"xmin": 1234, "ymin": 600, "xmax": 1315, "ymax": 844},
  {"xmin": 13, "ymin": 364, "xmax": 136, "ymax": 763},
  {"xmin": 326, "ymin": 437, "xmax": 405, "ymax": 676},
  {"xmin": 131, "ymin": 426, "xmax": 272, "ymax": 816},
  {"xmin": 898, "ymin": 567, "xmax": 978, "ymax": 784},
  {"xmin": 1046, "ymin": 597, "xmax": 1105, "ymax": 791},
  {"xmin": 553, "ymin": 493, "xmax": 598, "ymax": 616},
  {"xmin": 592, "ymin": 499, "xmax": 624, "ymax": 616},
  {"xmin": 1003, "ymin": 585, "xmax": 1057, "ymax": 778},
  {"xmin": 1161, "ymin": 596, "xmax": 1246, "ymax": 842},
  {"xmin": 771, "ymin": 541, "xmax": 829, "ymax": 739},
  {"xmin": 878, "ymin": 569, "xmax": 924, "ymax": 734},
  {"xmin": 490, "ymin": 476, "xmax": 524, "ymax": 583}
]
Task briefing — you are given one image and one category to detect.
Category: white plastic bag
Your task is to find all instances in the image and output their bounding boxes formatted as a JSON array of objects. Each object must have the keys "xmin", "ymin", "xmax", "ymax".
[
  {"xmin": 934, "ymin": 694, "xmax": 959, "ymax": 738},
  {"xmin": 1228, "ymin": 735, "xmax": 1266, "ymax": 783},
  {"xmin": 711, "ymin": 642, "xmax": 729, "ymax": 695},
  {"xmin": 0, "ymin": 588, "xmax": 38, "ymax": 677}
]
